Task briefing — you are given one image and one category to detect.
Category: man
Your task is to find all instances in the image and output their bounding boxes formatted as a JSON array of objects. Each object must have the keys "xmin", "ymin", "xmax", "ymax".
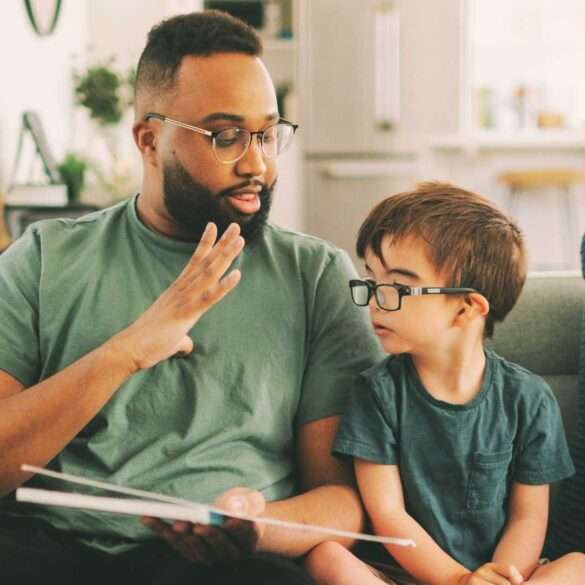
[{"xmin": 0, "ymin": 10, "xmax": 381, "ymax": 584}]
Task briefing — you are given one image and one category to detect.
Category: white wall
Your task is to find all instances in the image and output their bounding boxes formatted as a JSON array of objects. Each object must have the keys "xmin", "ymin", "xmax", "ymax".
[{"xmin": 0, "ymin": 0, "xmax": 87, "ymax": 191}]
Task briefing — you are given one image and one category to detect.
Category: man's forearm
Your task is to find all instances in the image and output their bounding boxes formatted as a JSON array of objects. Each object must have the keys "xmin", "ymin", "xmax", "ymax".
[
  {"xmin": 258, "ymin": 483, "xmax": 364, "ymax": 557},
  {"xmin": 0, "ymin": 336, "xmax": 137, "ymax": 495}
]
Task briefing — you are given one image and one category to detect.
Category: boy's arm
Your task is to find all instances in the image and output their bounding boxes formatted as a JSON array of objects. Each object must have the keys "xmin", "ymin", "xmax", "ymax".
[
  {"xmin": 355, "ymin": 458, "xmax": 470, "ymax": 585},
  {"xmin": 491, "ymin": 482, "xmax": 549, "ymax": 578}
]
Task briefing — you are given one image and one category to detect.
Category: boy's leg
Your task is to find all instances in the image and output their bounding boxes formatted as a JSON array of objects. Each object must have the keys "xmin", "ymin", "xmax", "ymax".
[
  {"xmin": 527, "ymin": 552, "xmax": 585, "ymax": 584},
  {"xmin": 305, "ymin": 541, "xmax": 398, "ymax": 585}
]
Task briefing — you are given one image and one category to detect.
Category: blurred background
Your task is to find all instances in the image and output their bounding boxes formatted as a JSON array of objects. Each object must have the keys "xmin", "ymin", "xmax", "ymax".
[{"xmin": 2, "ymin": 0, "xmax": 585, "ymax": 271}]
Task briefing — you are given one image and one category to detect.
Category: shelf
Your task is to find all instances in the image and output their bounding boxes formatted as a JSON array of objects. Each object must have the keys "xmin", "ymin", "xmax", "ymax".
[
  {"xmin": 428, "ymin": 130, "xmax": 585, "ymax": 152},
  {"xmin": 261, "ymin": 37, "xmax": 296, "ymax": 52}
]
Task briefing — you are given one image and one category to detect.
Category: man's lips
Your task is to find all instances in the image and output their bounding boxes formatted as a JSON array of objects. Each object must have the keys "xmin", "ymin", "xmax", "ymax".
[{"xmin": 226, "ymin": 188, "xmax": 262, "ymax": 214}]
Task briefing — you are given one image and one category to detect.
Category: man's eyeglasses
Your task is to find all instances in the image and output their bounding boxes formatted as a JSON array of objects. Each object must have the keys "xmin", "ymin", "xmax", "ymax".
[
  {"xmin": 144, "ymin": 113, "xmax": 298, "ymax": 164},
  {"xmin": 349, "ymin": 279, "xmax": 478, "ymax": 312}
]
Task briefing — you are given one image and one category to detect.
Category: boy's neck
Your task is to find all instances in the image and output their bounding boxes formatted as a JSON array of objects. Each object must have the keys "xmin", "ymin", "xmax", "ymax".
[{"xmin": 410, "ymin": 338, "xmax": 487, "ymax": 405}]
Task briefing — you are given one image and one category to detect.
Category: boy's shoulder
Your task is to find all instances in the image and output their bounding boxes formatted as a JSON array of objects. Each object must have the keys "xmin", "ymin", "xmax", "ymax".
[
  {"xmin": 485, "ymin": 348, "xmax": 556, "ymax": 408},
  {"xmin": 359, "ymin": 354, "xmax": 411, "ymax": 391}
]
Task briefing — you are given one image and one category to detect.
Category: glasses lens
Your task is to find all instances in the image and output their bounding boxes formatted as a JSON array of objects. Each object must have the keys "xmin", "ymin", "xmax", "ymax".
[
  {"xmin": 262, "ymin": 123, "xmax": 294, "ymax": 158},
  {"xmin": 350, "ymin": 282, "xmax": 371, "ymax": 306},
  {"xmin": 214, "ymin": 128, "xmax": 250, "ymax": 163},
  {"xmin": 376, "ymin": 285, "xmax": 399, "ymax": 310}
]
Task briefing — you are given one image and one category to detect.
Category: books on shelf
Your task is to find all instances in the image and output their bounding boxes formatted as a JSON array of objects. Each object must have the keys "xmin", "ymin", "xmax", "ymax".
[{"xmin": 5, "ymin": 183, "xmax": 67, "ymax": 207}]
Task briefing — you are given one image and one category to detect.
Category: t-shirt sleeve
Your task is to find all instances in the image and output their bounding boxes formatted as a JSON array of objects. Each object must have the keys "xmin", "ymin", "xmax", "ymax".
[
  {"xmin": 296, "ymin": 249, "xmax": 383, "ymax": 426},
  {"xmin": 513, "ymin": 381, "xmax": 575, "ymax": 485},
  {"xmin": 332, "ymin": 370, "xmax": 399, "ymax": 464},
  {"xmin": 0, "ymin": 226, "xmax": 42, "ymax": 387}
]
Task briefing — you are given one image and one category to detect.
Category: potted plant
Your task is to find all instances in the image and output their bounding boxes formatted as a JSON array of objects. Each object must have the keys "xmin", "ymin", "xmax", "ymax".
[
  {"xmin": 58, "ymin": 152, "xmax": 87, "ymax": 203},
  {"xmin": 73, "ymin": 60, "xmax": 136, "ymax": 201},
  {"xmin": 74, "ymin": 61, "xmax": 134, "ymax": 126}
]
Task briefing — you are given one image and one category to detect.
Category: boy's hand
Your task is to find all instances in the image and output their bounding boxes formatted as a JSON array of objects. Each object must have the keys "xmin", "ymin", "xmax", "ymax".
[{"xmin": 457, "ymin": 562, "xmax": 524, "ymax": 585}]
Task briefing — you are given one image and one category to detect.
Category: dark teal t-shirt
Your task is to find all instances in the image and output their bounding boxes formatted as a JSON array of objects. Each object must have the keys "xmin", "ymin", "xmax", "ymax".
[
  {"xmin": 0, "ymin": 196, "xmax": 383, "ymax": 552},
  {"xmin": 333, "ymin": 350, "xmax": 575, "ymax": 570}
]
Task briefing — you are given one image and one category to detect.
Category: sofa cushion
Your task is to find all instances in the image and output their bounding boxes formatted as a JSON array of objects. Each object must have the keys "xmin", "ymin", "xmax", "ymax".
[
  {"xmin": 544, "ymin": 244, "xmax": 585, "ymax": 557},
  {"xmin": 489, "ymin": 272, "xmax": 584, "ymax": 441},
  {"xmin": 489, "ymin": 272, "xmax": 584, "ymax": 547}
]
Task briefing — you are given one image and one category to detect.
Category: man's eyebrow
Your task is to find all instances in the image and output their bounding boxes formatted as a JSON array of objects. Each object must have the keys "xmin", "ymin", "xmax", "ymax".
[{"xmin": 200, "ymin": 112, "xmax": 280, "ymax": 124}]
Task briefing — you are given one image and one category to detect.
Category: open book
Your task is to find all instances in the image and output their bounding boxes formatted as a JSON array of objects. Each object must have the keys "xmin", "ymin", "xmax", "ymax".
[{"xmin": 16, "ymin": 464, "xmax": 415, "ymax": 547}]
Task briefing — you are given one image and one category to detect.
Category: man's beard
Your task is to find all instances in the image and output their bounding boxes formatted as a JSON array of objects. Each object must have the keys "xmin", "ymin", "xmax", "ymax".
[{"xmin": 162, "ymin": 158, "xmax": 274, "ymax": 243}]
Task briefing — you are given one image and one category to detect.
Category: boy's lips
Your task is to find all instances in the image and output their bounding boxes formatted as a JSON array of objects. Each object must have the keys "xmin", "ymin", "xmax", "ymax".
[{"xmin": 372, "ymin": 322, "xmax": 393, "ymax": 336}]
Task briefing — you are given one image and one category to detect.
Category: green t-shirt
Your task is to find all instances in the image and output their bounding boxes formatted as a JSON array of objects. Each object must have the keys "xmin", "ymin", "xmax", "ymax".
[
  {"xmin": 333, "ymin": 350, "xmax": 575, "ymax": 570},
  {"xmin": 0, "ymin": 196, "xmax": 382, "ymax": 553}
]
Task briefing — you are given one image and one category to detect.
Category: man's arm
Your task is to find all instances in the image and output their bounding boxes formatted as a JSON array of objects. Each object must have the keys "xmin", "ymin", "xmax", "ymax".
[
  {"xmin": 257, "ymin": 414, "xmax": 364, "ymax": 556},
  {"xmin": 146, "ymin": 414, "xmax": 364, "ymax": 562},
  {"xmin": 0, "ymin": 223, "xmax": 244, "ymax": 495},
  {"xmin": 491, "ymin": 482, "xmax": 548, "ymax": 578},
  {"xmin": 356, "ymin": 459, "xmax": 470, "ymax": 585}
]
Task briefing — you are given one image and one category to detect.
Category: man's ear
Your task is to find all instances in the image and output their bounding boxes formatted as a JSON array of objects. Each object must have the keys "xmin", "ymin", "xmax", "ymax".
[
  {"xmin": 133, "ymin": 120, "xmax": 158, "ymax": 165},
  {"xmin": 454, "ymin": 293, "xmax": 490, "ymax": 327}
]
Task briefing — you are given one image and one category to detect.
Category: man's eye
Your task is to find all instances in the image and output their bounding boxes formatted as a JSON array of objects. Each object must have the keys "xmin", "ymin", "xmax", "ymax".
[
  {"xmin": 262, "ymin": 128, "xmax": 278, "ymax": 143},
  {"xmin": 215, "ymin": 129, "xmax": 241, "ymax": 148}
]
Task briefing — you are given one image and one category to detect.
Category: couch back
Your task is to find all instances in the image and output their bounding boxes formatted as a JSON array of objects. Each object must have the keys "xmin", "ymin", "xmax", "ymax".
[{"xmin": 489, "ymin": 271, "xmax": 585, "ymax": 513}]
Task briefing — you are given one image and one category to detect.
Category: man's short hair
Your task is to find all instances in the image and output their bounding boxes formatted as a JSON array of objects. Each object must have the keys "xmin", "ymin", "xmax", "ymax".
[
  {"xmin": 135, "ymin": 10, "xmax": 262, "ymax": 107},
  {"xmin": 356, "ymin": 182, "xmax": 527, "ymax": 338}
]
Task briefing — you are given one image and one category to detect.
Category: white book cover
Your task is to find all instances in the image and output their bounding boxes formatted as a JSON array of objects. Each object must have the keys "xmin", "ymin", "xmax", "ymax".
[{"xmin": 16, "ymin": 465, "xmax": 415, "ymax": 547}]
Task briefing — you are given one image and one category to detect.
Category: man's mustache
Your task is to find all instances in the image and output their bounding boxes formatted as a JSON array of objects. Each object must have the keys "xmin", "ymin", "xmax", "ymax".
[{"xmin": 217, "ymin": 179, "xmax": 276, "ymax": 198}]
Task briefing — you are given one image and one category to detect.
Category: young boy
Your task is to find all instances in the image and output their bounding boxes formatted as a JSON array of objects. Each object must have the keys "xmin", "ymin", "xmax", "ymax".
[{"xmin": 305, "ymin": 183, "xmax": 585, "ymax": 585}]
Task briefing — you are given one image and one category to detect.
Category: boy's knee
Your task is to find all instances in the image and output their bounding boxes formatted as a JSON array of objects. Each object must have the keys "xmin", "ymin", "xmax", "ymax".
[
  {"xmin": 562, "ymin": 551, "xmax": 585, "ymax": 567},
  {"xmin": 305, "ymin": 541, "xmax": 348, "ymax": 579}
]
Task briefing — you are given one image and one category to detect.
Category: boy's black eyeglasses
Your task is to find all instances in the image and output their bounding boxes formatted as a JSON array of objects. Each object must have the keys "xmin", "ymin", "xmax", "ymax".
[
  {"xmin": 349, "ymin": 279, "xmax": 478, "ymax": 312},
  {"xmin": 144, "ymin": 112, "xmax": 298, "ymax": 164}
]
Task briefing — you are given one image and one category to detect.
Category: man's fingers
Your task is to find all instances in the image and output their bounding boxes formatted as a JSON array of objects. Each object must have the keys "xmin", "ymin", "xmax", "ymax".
[
  {"xmin": 185, "ymin": 222, "xmax": 218, "ymax": 269},
  {"xmin": 143, "ymin": 517, "xmax": 208, "ymax": 564},
  {"xmin": 222, "ymin": 517, "xmax": 260, "ymax": 555},
  {"xmin": 191, "ymin": 524, "xmax": 243, "ymax": 562},
  {"xmin": 185, "ymin": 223, "xmax": 240, "ymax": 277},
  {"xmin": 197, "ymin": 270, "xmax": 242, "ymax": 310}
]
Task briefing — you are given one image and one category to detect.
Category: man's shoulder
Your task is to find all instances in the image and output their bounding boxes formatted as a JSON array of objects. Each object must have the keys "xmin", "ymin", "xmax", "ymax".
[
  {"xmin": 262, "ymin": 223, "xmax": 356, "ymax": 274},
  {"xmin": 30, "ymin": 198, "xmax": 130, "ymax": 242},
  {"xmin": 264, "ymin": 222, "xmax": 343, "ymax": 254}
]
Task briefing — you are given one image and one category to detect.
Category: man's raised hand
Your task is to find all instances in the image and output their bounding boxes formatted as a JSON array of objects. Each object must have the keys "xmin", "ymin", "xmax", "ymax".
[{"xmin": 112, "ymin": 222, "xmax": 244, "ymax": 371}]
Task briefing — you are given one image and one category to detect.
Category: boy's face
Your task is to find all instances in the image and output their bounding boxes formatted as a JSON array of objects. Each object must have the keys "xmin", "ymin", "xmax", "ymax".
[{"xmin": 364, "ymin": 235, "xmax": 465, "ymax": 356}]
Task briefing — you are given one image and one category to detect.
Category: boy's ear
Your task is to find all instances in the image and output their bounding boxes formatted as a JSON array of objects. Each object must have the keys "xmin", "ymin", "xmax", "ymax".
[{"xmin": 454, "ymin": 292, "xmax": 490, "ymax": 327}]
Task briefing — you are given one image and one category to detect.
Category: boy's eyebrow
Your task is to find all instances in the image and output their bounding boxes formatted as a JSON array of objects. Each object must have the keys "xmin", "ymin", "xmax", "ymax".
[
  {"xmin": 386, "ymin": 268, "xmax": 420, "ymax": 280},
  {"xmin": 364, "ymin": 264, "xmax": 420, "ymax": 280}
]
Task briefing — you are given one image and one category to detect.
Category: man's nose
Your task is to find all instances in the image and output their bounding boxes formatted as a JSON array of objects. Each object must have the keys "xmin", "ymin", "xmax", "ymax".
[{"xmin": 235, "ymin": 134, "xmax": 268, "ymax": 177}]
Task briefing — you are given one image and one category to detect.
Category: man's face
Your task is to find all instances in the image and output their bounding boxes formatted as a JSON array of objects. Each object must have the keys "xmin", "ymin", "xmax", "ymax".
[
  {"xmin": 146, "ymin": 53, "xmax": 280, "ymax": 241},
  {"xmin": 162, "ymin": 157, "xmax": 274, "ymax": 242}
]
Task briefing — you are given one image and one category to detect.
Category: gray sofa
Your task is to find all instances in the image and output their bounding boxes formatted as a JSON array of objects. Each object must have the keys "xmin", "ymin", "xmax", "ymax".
[{"xmin": 489, "ymin": 271, "xmax": 585, "ymax": 519}]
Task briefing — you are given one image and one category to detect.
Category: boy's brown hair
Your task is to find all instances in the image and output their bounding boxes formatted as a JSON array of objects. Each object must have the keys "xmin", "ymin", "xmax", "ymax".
[{"xmin": 356, "ymin": 182, "xmax": 527, "ymax": 337}]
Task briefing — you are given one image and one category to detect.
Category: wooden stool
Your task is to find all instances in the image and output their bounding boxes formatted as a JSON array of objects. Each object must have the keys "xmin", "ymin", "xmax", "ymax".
[{"xmin": 498, "ymin": 169, "xmax": 585, "ymax": 269}]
